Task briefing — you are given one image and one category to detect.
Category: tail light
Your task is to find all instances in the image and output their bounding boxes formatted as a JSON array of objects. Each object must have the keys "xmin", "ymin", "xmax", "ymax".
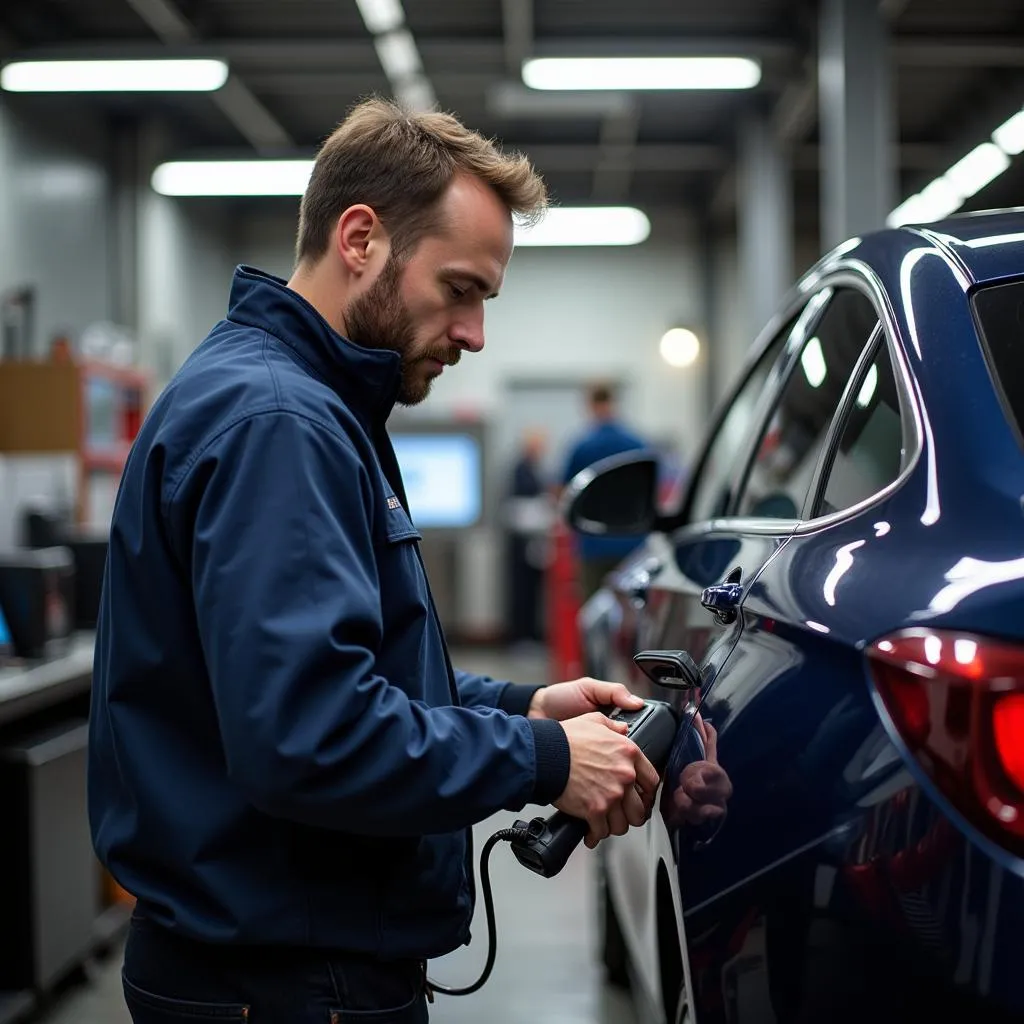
[{"xmin": 866, "ymin": 628, "xmax": 1024, "ymax": 857}]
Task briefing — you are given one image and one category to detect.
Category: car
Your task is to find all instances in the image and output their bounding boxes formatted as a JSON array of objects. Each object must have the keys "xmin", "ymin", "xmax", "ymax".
[{"xmin": 566, "ymin": 209, "xmax": 1024, "ymax": 1024}]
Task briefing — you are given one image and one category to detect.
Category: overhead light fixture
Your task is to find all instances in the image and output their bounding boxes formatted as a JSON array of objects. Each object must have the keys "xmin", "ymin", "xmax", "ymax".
[
  {"xmin": 659, "ymin": 328, "xmax": 700, "ymax": 368},
  {"xmin": 888, "ymin": 108, "xmax": 1024, "ymax": 227},
  {"xmin": 888, "ymin": 176, "xmax": 964, "ymax": 227},
  {"xmin": 522, "ymin": 56, "xmax": 761, "ymax": 91},
  {"xmin": 993, "ymin": 108, "xmax": 1024, "ymax": 157},
  {"xmin": 945, "ymin": 142, "xmax": 1010, "ymax": 200},
  {"xmin": 801, "ymin": 337, "xmax": 827, "ymax": 388},
  {"xmin": 152, "ymin": 159, "xmax": 313, "ymax": 196},
  {"xmin": 0, "ymin": 58, "xmax": 228, "ymax": 93},
  {"xmin": 374, "ymin": 30, "xmax": 421, "ymax": 81},
  {"xmin": 514, "ymin": 207, "xmax": 650, "ymax": 246},
  {"xmin": 355, "ymin": 0, "xmax": 405, "ymax": 35}
]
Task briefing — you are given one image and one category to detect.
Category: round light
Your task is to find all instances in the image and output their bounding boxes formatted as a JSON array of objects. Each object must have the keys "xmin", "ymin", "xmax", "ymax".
[{"xmin": 659, "ymin": 328, "xmax": 700, "ymax": 368}]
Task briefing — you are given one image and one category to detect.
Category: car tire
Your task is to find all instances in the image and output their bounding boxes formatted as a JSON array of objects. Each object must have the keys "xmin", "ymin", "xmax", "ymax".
[{"xmin": 598, "ymin": 863, "xmax": 630, "ymax": 988}]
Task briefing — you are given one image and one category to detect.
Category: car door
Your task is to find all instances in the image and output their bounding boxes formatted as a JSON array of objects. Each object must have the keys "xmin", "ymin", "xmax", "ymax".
[
  {"xmin": 597, "ymin": 290, "xmax": 832, "ymax": 980},
  {"xmin": 659, "ymin": 281, "xmax": 910, "ymax": 1024}
]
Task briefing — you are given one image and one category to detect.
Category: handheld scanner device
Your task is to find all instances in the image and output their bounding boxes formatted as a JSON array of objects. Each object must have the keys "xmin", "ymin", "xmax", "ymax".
[{"xmin": 510, "ymin": 699, "xmax": 678, "ymax": 878}]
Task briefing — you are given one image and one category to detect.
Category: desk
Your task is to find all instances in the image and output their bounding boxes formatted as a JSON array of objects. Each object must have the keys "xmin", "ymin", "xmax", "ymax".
[
  {"xmin": 0, "ymin": 636, "xmax": 94, "ymax": 728},
  {"xmin": 0, "ymin": 634, "xmax": 126, "ymax": 1024}
]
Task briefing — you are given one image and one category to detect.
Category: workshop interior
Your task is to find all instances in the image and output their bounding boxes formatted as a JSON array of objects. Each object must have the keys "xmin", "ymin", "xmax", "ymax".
[{"xmin": 2, "ymin": 1, "xmax": 1024, "ymax": 1022}]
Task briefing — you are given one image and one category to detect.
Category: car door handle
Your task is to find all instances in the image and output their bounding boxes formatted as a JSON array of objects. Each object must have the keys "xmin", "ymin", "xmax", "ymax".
[{"xmin": 700, "ymin": 577, "xmax": 744, "ymax": 625}]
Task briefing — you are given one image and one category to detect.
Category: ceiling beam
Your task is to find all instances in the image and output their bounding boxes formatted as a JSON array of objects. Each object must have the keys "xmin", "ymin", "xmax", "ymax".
[
  {"xmin": 16, "ymin": 33, "xmax": 1024, "ymax": 69},
  {"xmin": 895, "ymin": 36, "xmax": 1024, "ymax": 68},
  {"xmin": 122, "ymin": 0, "xmax": 293, "ymax": 152},
  {"xmin": 591, "ymin": 103, "xmax": 640, "ymax": 201}
]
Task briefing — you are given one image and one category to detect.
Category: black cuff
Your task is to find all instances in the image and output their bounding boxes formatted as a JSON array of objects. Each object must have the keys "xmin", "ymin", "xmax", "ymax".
[
  {"xmin": 528, "ymin": 719, "xmax": 571, "ymax": 806},
  {"xmin": 498, "ymin": 682, "xmax": 545, "ymax": 718}
]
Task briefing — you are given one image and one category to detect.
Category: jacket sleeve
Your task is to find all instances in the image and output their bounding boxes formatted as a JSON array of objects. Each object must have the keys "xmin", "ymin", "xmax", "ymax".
[
  {"xmin": 454, "ymin": 669, "xmax": 543, "ymax": 716},
  {"xmin": 169, "ymin": 410, "xmax": 569, "ymax": 836}
]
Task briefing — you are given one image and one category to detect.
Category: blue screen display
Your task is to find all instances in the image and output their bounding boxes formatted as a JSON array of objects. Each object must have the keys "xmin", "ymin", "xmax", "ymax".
[
  {"xmin": 390, "ymin": 433, "xmax": 482, "ymax": 528},
  {"xmin": 0, "ymin": 602, "xmax": 11, "ymax": 651}
]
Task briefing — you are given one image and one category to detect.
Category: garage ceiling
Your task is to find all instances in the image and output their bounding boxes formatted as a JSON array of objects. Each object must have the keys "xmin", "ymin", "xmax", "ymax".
[{"xmin": 2, "ymin": 0, "xmax": 1024, "ymax": 236}]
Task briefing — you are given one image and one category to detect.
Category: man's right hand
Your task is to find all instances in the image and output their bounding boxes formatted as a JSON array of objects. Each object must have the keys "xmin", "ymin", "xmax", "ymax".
[{"xmin": 554, "ymin": 712, "xmax": 660, "ymax": 849}]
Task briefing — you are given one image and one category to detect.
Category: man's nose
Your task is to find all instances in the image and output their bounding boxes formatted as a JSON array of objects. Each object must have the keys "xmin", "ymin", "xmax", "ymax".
[{"xmin": 450, "ymin": 309, "xmax": 485, "ymax": 354}]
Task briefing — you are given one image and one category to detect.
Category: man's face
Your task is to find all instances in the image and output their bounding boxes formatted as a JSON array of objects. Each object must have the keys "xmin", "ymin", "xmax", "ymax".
[{"xmin": 343, "ymin": 174, "xmax": 514, "ymax": 405}]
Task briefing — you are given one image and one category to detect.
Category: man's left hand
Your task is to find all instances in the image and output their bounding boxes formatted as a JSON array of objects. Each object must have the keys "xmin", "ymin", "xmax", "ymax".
[{"xmin": 528, "ymin": 678, "xmax": 644, "ymax": 722}]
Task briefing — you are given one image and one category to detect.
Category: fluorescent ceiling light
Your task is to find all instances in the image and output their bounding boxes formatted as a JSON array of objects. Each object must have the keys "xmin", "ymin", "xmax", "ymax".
[
  {"xmin": 887, "ymin": 193, "xmax": 930, "ymax": 227},
  {"xmin": 944, "ymin": 142, "xmax": 1010, "ymax": 200},
  {"xmin": 801, "ymin": 337, "xmax": 826, "ymax": 388},
  {"xmin": 917, "ymin": 177, "xmax": 963, "ymax": 220},
  {"xmin": 514, "ymin": 207, "xmax": 650, "ymax": 246},
  {"xmin": 522, "ymin": 56, "xmax": 761, "ymax": 91},
  {"xmin": 993, "ymin": 109, "xmax": 1024, "ymax": 156},
  {"xmin": 355, "ymin": 0, "xmax": 405, "ymax": 35},
  {"xmin": 659, "ymin": 328, "xmax": 700, "ymax": 368},
  {"xmin": 1, "ymin": 59, "xmax": 228, "ymax": 92},
  {"xmin": 856, "ymin": 364, "xmax": 878, "ymax": 408},
  {"xmin": 152, "ymin": 160, "xmax": 314, "ymax": 196},
  {"xmin": 375, "ymin": 30, "xmax": 421, "ymax": 81}
]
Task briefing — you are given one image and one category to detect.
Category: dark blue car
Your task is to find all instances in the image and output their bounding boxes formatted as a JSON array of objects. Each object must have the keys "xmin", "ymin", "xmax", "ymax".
[{"xmin": 568, "ymin": 210, "xmax": 1024, "ymax": 1024}]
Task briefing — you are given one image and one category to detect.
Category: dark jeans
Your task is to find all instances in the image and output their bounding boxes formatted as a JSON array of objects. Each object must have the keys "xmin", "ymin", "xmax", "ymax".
[{"xmin": 122, "ymin": 912, "xmax": 430, "ymax": 1023}]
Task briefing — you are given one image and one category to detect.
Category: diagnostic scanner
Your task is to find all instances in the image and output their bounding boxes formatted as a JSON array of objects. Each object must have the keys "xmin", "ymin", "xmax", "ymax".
[{"xmin": 509, "ymin": 699, "xmax": 678, "ymax": 878}]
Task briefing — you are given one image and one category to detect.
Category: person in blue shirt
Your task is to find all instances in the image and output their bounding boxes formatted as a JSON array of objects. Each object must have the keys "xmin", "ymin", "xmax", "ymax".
[
  {"xmin": 88, "ymin": 98, "xmax": 659, "ymax": 1023},
  {"xmin": 562, "ymin": 383, "xmax": 648, "ymax": 599}
]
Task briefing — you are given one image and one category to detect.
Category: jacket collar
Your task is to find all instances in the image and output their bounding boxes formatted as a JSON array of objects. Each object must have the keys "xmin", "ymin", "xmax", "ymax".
[{"xmin": 226, "ymin": 265, "xmax": 402, "ymax": 422}]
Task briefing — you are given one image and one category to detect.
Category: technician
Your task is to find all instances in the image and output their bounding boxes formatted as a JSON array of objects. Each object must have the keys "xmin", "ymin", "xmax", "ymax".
[{"xmin": 88, "ymin": 97, "xmax": 659, "ymax": 1023}]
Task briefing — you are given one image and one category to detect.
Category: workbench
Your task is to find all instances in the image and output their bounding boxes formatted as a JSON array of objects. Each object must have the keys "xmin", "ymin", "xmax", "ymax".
[{"xmin": 0, "ymin": 636, "xmax": 131, "ymax": 1024}]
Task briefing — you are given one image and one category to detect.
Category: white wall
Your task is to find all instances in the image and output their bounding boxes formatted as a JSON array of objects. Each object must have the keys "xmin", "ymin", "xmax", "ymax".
[
  {"xmin": 0, "ymin": 97, "xmax": 112, "ymax": 357},
  {"xmin": 138, "ymin": 193, "xmax": 234, "ymax": 386}
]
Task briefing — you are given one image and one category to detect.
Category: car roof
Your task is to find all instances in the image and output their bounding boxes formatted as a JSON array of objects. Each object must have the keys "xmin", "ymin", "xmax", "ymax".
[{"xmin": 884, "ymin": 208, "xmax": 1024, "ymax": 287}]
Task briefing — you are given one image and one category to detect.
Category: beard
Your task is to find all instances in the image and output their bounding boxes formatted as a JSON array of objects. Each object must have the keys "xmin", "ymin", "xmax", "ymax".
[{"xmin": 343, "ymin": 255, "xmax": 459, "ymax": 406}]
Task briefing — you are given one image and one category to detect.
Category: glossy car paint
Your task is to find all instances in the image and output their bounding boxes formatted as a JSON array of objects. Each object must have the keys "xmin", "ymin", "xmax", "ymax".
[{"xmin": 585, "ymin": 212, "xmax": 1024, "ymax": 1024}]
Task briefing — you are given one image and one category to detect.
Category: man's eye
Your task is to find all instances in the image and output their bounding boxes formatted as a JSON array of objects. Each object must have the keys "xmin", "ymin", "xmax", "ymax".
[{"xmin": 449, "ymin": 284, "xmax": 466, "ymax": 300}]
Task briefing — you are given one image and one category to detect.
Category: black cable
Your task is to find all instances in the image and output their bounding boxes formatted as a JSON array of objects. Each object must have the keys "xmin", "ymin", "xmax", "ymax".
[{"xmin": 426, "ymin": 826, "xmax": 531, "ymax": 997}]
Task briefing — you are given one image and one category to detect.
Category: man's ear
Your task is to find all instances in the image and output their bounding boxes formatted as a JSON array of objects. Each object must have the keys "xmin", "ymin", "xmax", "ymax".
[{"xmin": 334, "ymin": 205, "xmax": 385, "ymax": 276}]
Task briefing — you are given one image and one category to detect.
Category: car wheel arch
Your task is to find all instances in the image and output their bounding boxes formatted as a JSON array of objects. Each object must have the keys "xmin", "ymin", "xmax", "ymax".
[{"xmin": 656, "ymin": 860, "xmax": 685, "ymax": 1023}]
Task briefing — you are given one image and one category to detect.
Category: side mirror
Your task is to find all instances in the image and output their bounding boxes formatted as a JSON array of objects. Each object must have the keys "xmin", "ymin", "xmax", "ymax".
[{"xmin": 562, "ymin": 451, "xmax": 662, "ymax": 536}]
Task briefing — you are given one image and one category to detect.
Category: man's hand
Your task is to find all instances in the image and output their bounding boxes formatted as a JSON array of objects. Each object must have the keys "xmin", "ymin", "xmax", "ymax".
[
  {"xmin": 554, "ymin": 712, "xmax": 660, "ymax": 849},
  {"xmin": 529, "ymin": 677, "xmax": 644, "ymax": 722}
]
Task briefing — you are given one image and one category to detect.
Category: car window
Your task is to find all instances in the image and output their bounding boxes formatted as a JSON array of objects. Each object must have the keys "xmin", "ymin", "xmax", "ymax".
[
  {"xmin": 735, "ymin": 288, "xmax": 879, "ymax": 520},
  {"xmin": 815, "ymin": 338, "xmax": 904, "ymax": 517},
  {"xmin": 972, "ymin": 278, "xmax": 1024, "ymax": 446},
  {"xmin": 686, "ymin": 325, "xmax": 791, "ymax": 524}
]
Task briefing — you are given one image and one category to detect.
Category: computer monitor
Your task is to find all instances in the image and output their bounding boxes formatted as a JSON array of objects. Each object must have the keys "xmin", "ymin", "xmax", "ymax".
[
  {"xmin": 390, "ymin": 431, "xmax": 483, "ymax": 529},
  {"xmin": 0, "ymin": 599, "xmax": 13, "ymax": 663}
]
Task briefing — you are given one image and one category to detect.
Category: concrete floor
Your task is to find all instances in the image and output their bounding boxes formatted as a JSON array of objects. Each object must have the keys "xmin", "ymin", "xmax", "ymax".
[{"xmin": 36, "ymin": 647, "xmax": 637, "ymax": 1024}]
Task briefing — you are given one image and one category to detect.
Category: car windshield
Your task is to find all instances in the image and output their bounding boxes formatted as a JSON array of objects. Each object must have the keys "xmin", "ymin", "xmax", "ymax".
[{"xmin": 973, "ymin": 278, "xmax": 1024, "ymax": 443}]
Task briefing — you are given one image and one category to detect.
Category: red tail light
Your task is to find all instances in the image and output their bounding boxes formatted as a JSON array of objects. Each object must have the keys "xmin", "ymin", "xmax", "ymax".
[{"xmin": 867, "ymin": 628, "xmax": 1024, "ymax": 856}]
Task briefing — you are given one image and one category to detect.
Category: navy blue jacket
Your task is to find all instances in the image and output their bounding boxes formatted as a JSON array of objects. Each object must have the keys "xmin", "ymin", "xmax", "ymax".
[
  {"xmin": 562, "ymin": 421, "xmax": 648, "ymax": 560},
  {"xmin": 88, "ymin": 266, "xmax": 571, "ymax": 959}
]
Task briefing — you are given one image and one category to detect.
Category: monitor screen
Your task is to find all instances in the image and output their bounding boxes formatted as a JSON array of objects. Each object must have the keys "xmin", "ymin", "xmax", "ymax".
[
  {"xmin": 0, "ymin": 600, "xmax": 12, "ymax": 657},
  {"xmin": 391, "ymin": 432, "xmax": 482, "ymax": 529}
]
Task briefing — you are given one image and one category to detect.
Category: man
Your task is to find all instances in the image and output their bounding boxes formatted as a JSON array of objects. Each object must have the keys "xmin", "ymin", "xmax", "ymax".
[
  {"xmin": 562, "ymin": 383, "xmax": 648, "ymax": 599},
  {"xmin": 88, "ymin": 98, "xmax": 658, "ymax": 1023},
  {"xmin": 505, "ymin": 428, "xmax": 552, "ymax": 645}
]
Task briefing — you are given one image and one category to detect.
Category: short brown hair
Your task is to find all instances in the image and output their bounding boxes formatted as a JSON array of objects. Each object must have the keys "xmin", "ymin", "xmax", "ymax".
[{"xmin": 296, "ymin": 96, "xmax": 548, "ymax": 265}]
